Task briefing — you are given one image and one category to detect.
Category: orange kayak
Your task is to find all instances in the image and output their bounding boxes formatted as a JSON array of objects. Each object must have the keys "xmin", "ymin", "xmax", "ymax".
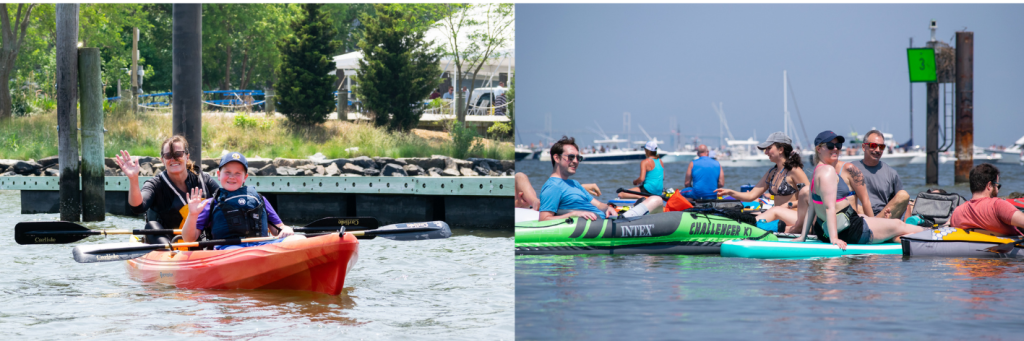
[{"xmin": 125, "ymin": 233, "xmax": 359, "ymax": 295}]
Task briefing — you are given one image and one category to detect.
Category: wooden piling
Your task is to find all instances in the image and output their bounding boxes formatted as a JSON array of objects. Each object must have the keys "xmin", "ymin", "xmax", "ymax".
[
  {"xmin": 172, "ymin": 4, "xmax": 203, "ymax": 165},
  {"xmin": 954, "ymin": 32, "xmax": 974, "ymax": 183},
  {"xmin": 79, "ymin": 47, "xmax": 105, "ymax": 221},
  {"xmin": 56, "ymin": 4, "xmax": 81, "ymax": 222}
]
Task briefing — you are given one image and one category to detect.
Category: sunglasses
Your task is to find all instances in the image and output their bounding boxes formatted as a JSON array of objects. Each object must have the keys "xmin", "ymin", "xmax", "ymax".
[
  {"xmin": 162, "ymin": 150, "xmax": 186, "ymax": 160},
  {"xmin": 560, "ymin": 154, "xmax": 583, "ymax": 162},
  {"xmin": 993, "ymin": 182, "xmax": 1001, "ymax": 190},
  {"xmin": 863, "ymin": 142, "xmax": 885, "ymax": 150},
  {"xmin": 824, "ymin": 142, "xmax": 843, "ymax": 150}
]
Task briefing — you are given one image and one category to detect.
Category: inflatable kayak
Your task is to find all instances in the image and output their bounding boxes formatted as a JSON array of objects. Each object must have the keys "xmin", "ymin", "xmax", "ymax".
[
  {"xmin": 901, "ymin": 227, "xmax": 1024, "ymax": 258},
  {"xmin": 125, "ymin": 233, "xmax": 359, "ymax": 295},
  {"xmin": 721, "ymin": 239, "xmax": 902, "ymax": 259},
  {"xmin": 515, "ymin": 210, "xmax": 776, "ymax": 255}
]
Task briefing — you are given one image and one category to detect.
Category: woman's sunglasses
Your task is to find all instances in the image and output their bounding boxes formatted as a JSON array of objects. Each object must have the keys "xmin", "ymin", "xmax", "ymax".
[
  {"xmin": 824, "ymin": 142, "xmax": 843, "ymax": 150},
  {"xmin": 162, "ymin": 150, "xmax": 186, "ymax": 160}
]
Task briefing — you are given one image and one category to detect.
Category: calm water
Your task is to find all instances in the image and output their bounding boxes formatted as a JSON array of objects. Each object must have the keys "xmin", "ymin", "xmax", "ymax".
[
  {"xmin": 0, "ymin": 190, "xmax": 513, "ymax": 340},
  {"xmin": 516, "ymin": 159, "xmax": 1024, "ymax": 340}
]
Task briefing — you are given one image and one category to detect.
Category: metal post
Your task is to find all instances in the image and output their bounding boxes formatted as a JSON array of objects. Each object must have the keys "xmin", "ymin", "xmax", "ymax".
[
  {"xmin": 56, "ymin": 4, "xmax": 81, "ymax": 222},
  {"xmin": 926, "ymin": 82, "xmax": 939, "ymax": 185},
  {"xmin": 79, "ymin": 48, "xmax": 104, "ymax": 222},
  {"xmin": 172, "ymin": 4, "xmax": 202, "ymax": 166},
  {"xmin": 954, "ymin": 32, "xmax": 974, "ymax": 183},
  {"xmin": 909, "ymin": 38, "xmax": 913, "ymax": 147},
  {"xmin": 131, "ymin": 27, "xmax": 139, "ymax": 115}
]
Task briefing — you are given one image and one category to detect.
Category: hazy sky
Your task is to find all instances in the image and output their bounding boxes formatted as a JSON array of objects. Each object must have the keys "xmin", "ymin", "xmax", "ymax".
[{"xmin": 515, "ymin": 4, "xmax": 1024, "ymax": 150}]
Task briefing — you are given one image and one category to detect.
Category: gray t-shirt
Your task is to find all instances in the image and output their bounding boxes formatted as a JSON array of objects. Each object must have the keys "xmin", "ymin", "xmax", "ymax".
[{"xmin": 852, "ymin": 159, "xmax": 904, "ymax": 215}]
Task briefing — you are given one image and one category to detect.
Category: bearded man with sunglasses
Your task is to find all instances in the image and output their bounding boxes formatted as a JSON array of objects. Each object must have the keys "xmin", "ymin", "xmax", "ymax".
[
  {"xmin": 949, "ymin": 163, "xmax": 1024, "ymax": 236},
  {"xmin": 851, "ymin": 130, "xmax": 909, "ymax": 219},
  {"xmin": 538, "ymin": 136, "xmax": 663, "ymax": 221}
]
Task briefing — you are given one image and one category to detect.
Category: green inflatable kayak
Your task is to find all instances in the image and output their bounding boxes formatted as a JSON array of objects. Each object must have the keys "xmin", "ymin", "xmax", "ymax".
[
  {"xmin": 515, "ymin": 210, "xmax": 776, "ymax": 255},
  {"xmin": 720, "ymin": 239, "xmax": 902, "ymax": 259}
]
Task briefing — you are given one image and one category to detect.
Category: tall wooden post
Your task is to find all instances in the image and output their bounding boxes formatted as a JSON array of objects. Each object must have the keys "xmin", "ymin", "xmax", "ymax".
[
  {"xmin": 924, "ymin": 40, "xmax": 940, "ymax": 186},
  {"xmin": 336, "ymin": 69, "xmax": 346, "ymax": 121},
  {"xmin": 56, "ymin": 4, "xmax": 80, "ymax": 222},
  {"xmin": 954, "ymin": 32, "xmax": 974, "ymax": 184},
  {"xmin": 79, "ymin": 48, "xmax": 105, "ymax": 221},
  {"xmin": 172, "ymin": 4, "xmax": 202, "ymax": 165}
]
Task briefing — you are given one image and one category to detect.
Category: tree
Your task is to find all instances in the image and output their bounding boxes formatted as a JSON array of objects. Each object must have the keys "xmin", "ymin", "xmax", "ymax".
[
  {"xmin": 356, "ymin": 4, "xmax": 441, "ymax": 132},
  {"xmin": 434, "ymin": 3, "xmax": 514, "ymax": 125},
  {"xmin": 204, "ymin": 4, "xmax": 296, "ymax": 91},
  {"xmin": 0, "ymin": 4, "xmax": 39, "ymax": 119},
  {"xmin": 274, "ymin": 3, "xmax": 338, "ymax": 126}
]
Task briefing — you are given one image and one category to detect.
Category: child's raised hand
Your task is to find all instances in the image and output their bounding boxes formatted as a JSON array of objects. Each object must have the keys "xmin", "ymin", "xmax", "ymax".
[{"xmin": 186, "ymin": 187, "xmax": 207, "ymax": 215}]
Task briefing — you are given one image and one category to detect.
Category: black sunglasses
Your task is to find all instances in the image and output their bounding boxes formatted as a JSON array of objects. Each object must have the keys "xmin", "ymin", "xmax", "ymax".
[
  {"xmin": 162, "ymin": 150, "xmax": 186, "ymax": 160},
  {"xmin": 824, "ymin": 142, "xmax": 843, "ymax": 150},
  {"xmin": 993, "ymin": 182, "xmax": 1001, "ymax": 190},
  {"xmin": 560, "ymin": 154, "xmax": 583, "ymax": 162}
]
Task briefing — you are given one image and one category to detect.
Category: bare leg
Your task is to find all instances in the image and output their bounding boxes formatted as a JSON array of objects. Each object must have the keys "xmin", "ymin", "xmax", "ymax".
[
  {"xmin": 881, "ymin": 190, "xmax": 910, "ymax": 221},
  {"xmin": 756, "ymin": 206, "xmax": 799, "ymax": 226},
  {"xmin": 642, "ymin": 195, "xmax": 665, "ymax": 211},
  {"xmin": 786, "ymin": 187, "xmax": 812, "ymax": 234},
  {"xmin": 618, "ymin": 187, "xmax": 646, "ymax": 199},
  {"xmin": 862, "ymin": 216, "xmax": 924, "ymax": 244}
]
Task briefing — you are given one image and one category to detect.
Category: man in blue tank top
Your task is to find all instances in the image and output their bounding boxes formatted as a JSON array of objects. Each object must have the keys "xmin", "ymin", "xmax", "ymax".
[
  {"xmin": 539, "ymin": 136, "xmax": 663, "ymax": 221},
  {"xmin": 681, "ymin": 144, "xmax": 723, "ymax": 200}
]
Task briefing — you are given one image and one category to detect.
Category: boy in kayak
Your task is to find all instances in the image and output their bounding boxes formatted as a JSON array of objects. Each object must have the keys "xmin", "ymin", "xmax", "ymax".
[
  {"xmin": 949, "ymin": 163, "xmax": 1024, "ymax": 236},
  {"xmin": 181, "ymin": 152, "xmax": 303, "ymax": 249}
]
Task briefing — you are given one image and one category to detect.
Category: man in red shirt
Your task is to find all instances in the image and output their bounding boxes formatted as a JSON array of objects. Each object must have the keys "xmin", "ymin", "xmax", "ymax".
[{"xmin": 949, "ymin": 163, "xmax": 1024, "ymax": 236}]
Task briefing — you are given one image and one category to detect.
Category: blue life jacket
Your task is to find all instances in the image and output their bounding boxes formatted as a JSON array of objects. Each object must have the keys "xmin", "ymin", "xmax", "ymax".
[{"xmin": 209, "ymin": 186, "xmax": 268, "ymax": 240}]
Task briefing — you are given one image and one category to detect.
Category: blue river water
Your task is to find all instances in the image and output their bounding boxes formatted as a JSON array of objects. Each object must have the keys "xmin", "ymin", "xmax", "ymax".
[
  {"xmin": 0, "ymin": 190, "xmax": 513, "ymax": 340},
  {"xmin": 516, "ymin": 158, "xmax": 1024, "ymax": 340}
]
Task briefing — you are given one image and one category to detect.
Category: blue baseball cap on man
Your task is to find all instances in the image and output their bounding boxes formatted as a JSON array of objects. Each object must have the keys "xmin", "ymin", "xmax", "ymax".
[
  {"xmin": 219, "ymin": 151, "xmax": 248, "ymax": 171},
  {"xmin": 813, "ymin": 131, "xmax": 846, "ymax": 146}
]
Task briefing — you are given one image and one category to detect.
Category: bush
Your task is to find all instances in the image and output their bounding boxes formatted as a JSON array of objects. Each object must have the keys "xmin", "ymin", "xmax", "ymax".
[
  {"xmin": 233, "ymin": 114, "xmax": 273, "ymax": 130},
  {"xmin": 487, "ymin": 121, "xmax": 511, "ymax": 139},
  {"xmin": 11, "ymin": 92, "xmax": 33, "ymax": 117},
  {"xmin": 446, "ymin": 120, "xmax": 477, "ymax": 159}
]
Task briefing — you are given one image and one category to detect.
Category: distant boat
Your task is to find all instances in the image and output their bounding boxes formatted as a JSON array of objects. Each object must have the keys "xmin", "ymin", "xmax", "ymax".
[
  {"xmin": 986, "ymin": 135, "xmax": 1024, "ymax": 165},
  {"xmin": 515, "ymin": 146, "xmax": 533, "ymax": 161}
]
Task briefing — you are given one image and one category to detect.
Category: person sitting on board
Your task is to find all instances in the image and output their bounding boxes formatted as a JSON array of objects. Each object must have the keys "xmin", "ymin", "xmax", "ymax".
[
  {"xmin": 948, "ymin": 163, "xmax": 1024, "ymax": 236},
  {"xmin": 539, "ymin": 136, "xmax": 663, "ymax": 221},
  {"xmin": 679, "ymin": 144, "xmax": 723, "ymax": 200},
  {"xmin": 618, "ymin": 141, "xmax": 668, "ymax": 204},
  {"xmin": 792, "ymin": 131, "xmax": 923, "ymax": 249},
  {"xmin": 851, "ymin": 129, "xmax": 910, "ymax": 220},
  {"xmin": 181, "ymin": 152, "xmax": 303, "ymax": 250},
  {"xmin": 117, "ymin": 135, "xmax": 221, "ymax": 244},
  {"xmin": 714, "ymin": 132, "xmax": 810, "ymax": 233}
]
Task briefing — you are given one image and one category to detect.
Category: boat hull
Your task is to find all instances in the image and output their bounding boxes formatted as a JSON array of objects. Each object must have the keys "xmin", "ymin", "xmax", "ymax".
[
  {"xmin": 126, "ymin": 233, "xmax": 359, "ymax": 295},
  {"xmin": 721, "ymin": 239, "xmax": 901, "ymax": 259},
  {"xmin": 901, "ymin": 227, "xmax": 1024, "ymax": 258},
  {"xmin": 660, "ymin": 152, "xmax": 697, "ymax": 164}
]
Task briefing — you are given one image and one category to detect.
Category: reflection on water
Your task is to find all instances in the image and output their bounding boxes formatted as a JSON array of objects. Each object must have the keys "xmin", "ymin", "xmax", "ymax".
[
  {"xmin": 517, "ymin": 254, "xmax": 1024, "ymax": 339},
  {"xmin": 0, "ymin": 190, "xmax": 512, "ymax": 339}
]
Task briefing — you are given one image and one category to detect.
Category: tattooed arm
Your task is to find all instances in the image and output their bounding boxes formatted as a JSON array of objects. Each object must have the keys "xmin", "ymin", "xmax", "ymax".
[{"xmin": 845, "ymin": 162, "xmax": 874, "ymax": 217}]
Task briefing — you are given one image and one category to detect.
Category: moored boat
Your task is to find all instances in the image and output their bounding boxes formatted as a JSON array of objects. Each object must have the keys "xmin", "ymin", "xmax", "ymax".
[{"xmin": 125, "ymin": 233, "xmax": 359, "ymax": 295}]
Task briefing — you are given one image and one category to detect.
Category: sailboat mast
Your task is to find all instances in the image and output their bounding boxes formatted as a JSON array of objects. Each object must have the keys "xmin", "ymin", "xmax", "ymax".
[{"xmin": 784, "ymin": 70, "xmax": 788, "ymax": 137}]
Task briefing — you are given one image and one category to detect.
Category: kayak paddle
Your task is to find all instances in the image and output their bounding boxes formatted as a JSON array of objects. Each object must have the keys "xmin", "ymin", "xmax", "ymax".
[
  {"xmin": 71, "ymin": 221, "xmax": 451, "ymax": 263},
  {"xmin": 981, "ymin": 239, "xmax": 1023, "ymax": 254},
  {"xmin": 16, "ymin": 216, "xmax": 382, "ymax": 245}
]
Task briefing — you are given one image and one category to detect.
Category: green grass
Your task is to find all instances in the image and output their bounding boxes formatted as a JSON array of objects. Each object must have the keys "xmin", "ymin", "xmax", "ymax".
[{"xmin": 0, "ymin": 107, "xmax": 513, "ymax": 160}]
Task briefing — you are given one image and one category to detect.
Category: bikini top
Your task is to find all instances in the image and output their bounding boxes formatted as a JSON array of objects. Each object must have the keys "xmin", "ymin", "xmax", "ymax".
[
  {"xmin": 810, "ymin": 163, "xmax": 851, "ymax": 204},
  {"xmin": 764, "ymin": 166, "xmax": 798, "ymax": 196}
]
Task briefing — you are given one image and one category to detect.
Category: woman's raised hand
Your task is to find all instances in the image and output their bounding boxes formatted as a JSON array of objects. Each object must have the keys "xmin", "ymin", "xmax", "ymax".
[
  {"xmin": 186, "ymin": 187, "xmax": 207, "ymax": 216},
  {"xmin": 114, "ymin": 150, "xmax": 140, "ymax": 178}
]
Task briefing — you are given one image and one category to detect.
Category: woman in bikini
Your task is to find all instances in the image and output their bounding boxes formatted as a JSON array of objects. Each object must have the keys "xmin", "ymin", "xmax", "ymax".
[
  {"xmin": 715, "ymin": 132, "xmax": 809, "ymax": 233},
  {"xmin": 792, "ymin": 131, "xmax": 923, "ymax": 250}
]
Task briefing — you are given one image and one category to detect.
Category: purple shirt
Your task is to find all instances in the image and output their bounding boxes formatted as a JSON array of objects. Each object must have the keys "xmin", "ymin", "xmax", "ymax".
[{"xmin": 195, "ymin": 196, "xmax": 282, "ymax": 231}]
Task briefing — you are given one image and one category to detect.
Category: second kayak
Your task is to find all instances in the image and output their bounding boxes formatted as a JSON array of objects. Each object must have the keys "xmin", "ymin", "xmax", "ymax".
[
  {"xmin": 516, "ymin": 210, "xmax": 776, "ymax": 255},
  {"xmin": 125, "ymin": 233, "xmax": 359, "ymax": 295},
  {"xmin": 721, "ymin": 239, "xmax": 902, "ymax": 259}
]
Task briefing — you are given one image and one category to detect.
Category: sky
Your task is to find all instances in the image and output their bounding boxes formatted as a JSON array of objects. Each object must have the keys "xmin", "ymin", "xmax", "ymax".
[{"xmin": 515, "ymin": 4, "xmax": 1024, "ymax": 151}]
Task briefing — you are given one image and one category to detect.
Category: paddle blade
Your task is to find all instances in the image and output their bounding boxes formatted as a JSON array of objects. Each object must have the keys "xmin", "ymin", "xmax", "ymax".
[
  {"xmin": 357, "ymin": 221, "xmax": 451, "ymax": 241},
  {"xmin": 303, "ymin": 216, "xmax": 380, "ymax": 231},
  {"xmin": 15, "ymin": 221, "xmax": 97, "ymax": 245},
  {"xmin": 72, "ymin": 242, "xmax": 162, "ymax": 263},
  {"xmin": 982, "ymin": 242, "xmax": 1019, "ymax": 254}
]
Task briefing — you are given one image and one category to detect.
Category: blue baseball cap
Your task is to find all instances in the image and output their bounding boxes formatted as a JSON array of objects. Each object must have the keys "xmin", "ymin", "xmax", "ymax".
[
  {"xmin": 219, "ymin": 151, "xmax": 248, "ymax": 171},
  {"xmin": 813, "ymin": 131, "xmax": 846, "ymax": 146}
]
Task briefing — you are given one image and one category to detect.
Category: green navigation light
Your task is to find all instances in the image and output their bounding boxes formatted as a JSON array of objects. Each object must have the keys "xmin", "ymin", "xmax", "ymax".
[{"xmin": 907, "ymin": 48, "xmax": 937, "ymax": 83}]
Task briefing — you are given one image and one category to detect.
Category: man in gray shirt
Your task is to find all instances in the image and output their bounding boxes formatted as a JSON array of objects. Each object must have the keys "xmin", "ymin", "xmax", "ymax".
[{"xmin": 852, "ymin": 130, "xmax": 910, "ymax": 219}]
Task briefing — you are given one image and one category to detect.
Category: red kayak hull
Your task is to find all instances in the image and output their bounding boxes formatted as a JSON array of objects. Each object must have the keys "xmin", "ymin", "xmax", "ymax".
[{"xmin": 126, "ymin": 233, "xmax": 359, "ymax": 295}]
